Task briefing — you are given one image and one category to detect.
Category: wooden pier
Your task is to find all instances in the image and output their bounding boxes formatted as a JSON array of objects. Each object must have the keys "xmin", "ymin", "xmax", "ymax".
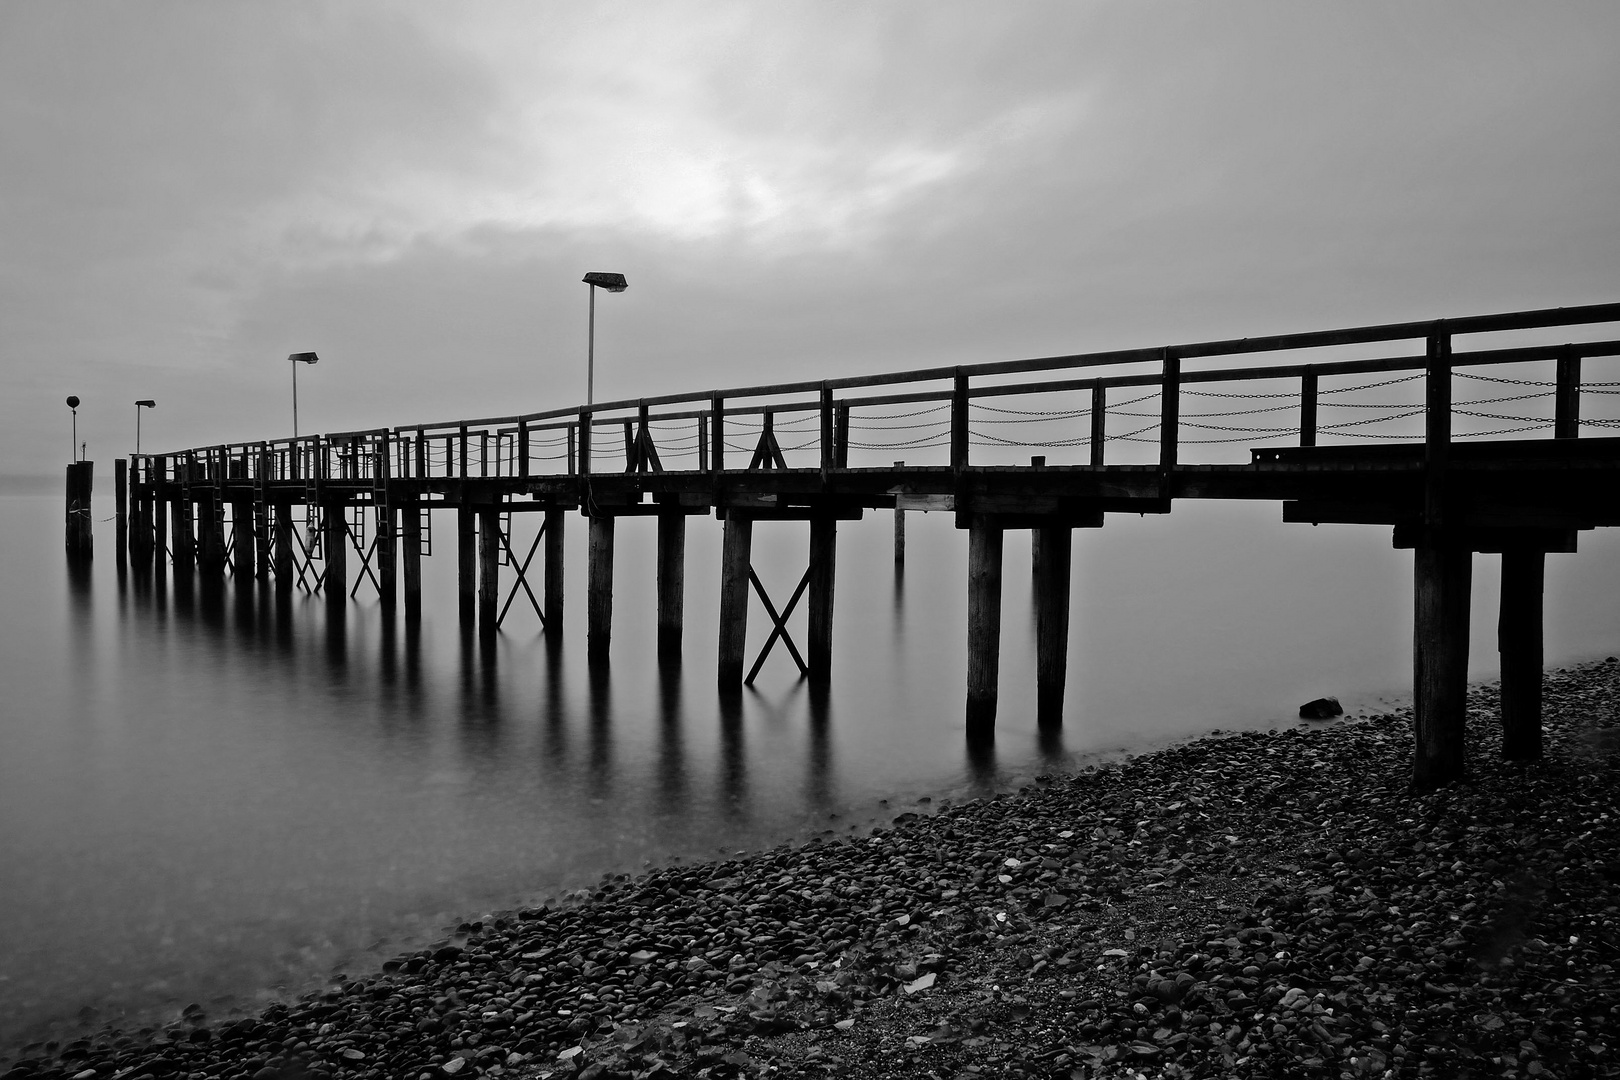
[{"xmin": 110, "ymin": 302, "xmax": 1620, "ymax": 789}]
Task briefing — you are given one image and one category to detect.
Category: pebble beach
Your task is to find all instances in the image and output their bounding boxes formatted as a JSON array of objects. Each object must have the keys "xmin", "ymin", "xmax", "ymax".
[{"xmin": 7, "ymin": 659, "xmax": 1618, "ymax": 1080}]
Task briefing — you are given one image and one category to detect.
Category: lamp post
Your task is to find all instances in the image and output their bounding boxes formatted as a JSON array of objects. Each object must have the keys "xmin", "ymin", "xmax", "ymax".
[
  {"xmin": 288, "ymin": 352, "xmax": 319, "ymax": 437},
  {"xmin": 66, "ymin": 396, "xmax": 80, "ymax": 460},
  {"xmin": 135, "ymin": 400, "xmax": 156, "ymax": 455},
  {"xmin": 581, "ymin": 272, "xmax": 628, "ymax": 405}
]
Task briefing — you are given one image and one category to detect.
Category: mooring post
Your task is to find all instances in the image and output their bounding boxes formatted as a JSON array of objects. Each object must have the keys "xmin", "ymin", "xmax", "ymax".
[
  {"xmin": 587, "ymin": 515, "xmax": 616, "ymax": 664},
  {"xmin": 657, "ymin": 508, "xmax": 686, "ymax": 662},
  {"xmin": 478, "ymin": 506, "xmax": 500, "ymax": 637},
  {"xmin": 323, "ymin": 499, "xmax": 348, "ymax": 614},
  {"xmin": 457, "ymin": 504, "xmax": 476, "ymax": 627},
  {"xmin": 115, "ymin": 458, "xmax": 128, "ymax": 565},
  {"xmin": 808, "ymin": 512, "xmax": 837, "ymax": 682},
  {"xmin": 543, "ymin": 507, "xmax": 565, "ymax": 636},
  {"xmin": 273, "ymin": 503, "xmax": 293, "ymax": 590},
  {"xmin": 1498, "ymin": 548, "xmax": 1546, "ymax": 760},
  {"xmin": 232, "ymin": 499, "xmax": 255, "ymax": 579},
  {"xmin": 402, "ymin": 499, "xmax": 422, "ymax": 622},
  {"xmin": 717, "ymin": 513, "xmax": 753, "ymax": 687},
  {"xmin": 64, "ymin": 461, "xmax": 94, "ymax": 560},
  {"xmin": 966, "ymin": 516, "xmax": 1004, "ymax": 734},
  {"xmin": 1412, "ymin": 535, "xmax": 1472, "ymax": 788},
  {"xmin": 1033, "ymin": 524, "xmax": 1072, "ymax": 725}
]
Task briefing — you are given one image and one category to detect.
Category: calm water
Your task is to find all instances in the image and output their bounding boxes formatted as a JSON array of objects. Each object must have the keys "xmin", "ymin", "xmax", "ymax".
[{"xmin": 2, "ymin": 492, "xmax": 1618, "ymax": 1052}]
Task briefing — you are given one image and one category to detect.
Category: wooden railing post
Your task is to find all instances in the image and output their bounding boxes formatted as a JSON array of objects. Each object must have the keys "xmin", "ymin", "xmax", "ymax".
[
  {"xmin": 698, "ymin": 414, "xmax": 709, "ymax": 472},
  {"xmin": 578, "ymin": 410, "xmax": 592, "ymax": 477},
  {"xmin": 835, "ymin": 404, "xmax": 850, "ymax": 469},
  {"xmin": 819, "ymin": 383, "xmax": 834, "ymax": 475},
  {"xmin": 1424, "ymin": 325, "xmax": 1451, "ymax": 528},
  {"xmin": 710, "ymin": 395, "xmax": 725, "ymax": 473},
  {"xmin": 1090, "ymin": 384, "xmax": 1106, "ymax": 467},
  {"xmin": 415, "ymin": 426, "xmax": 426, "ymax": 477},
  {"xmin": 1300, "ymin": 367, "xmax": 1318, "ymax": 447},
  {"xmin": 1159, "ymin": 348, "xmax": 1179, "ymax": 472},
  {"xmin": 458, "ymin": 424, "xmax": 469, "ymax": 479},
  {"xmin": 1555, "ymin": 346, "xmax": 1581, "ymax": 439},
  {"xmin": 518, "ymin": 420, "xmax": 530, "ymax": 478},
  {"xmin": 951, "ymin": 369, "xmax": 970, "ymax": 474}
]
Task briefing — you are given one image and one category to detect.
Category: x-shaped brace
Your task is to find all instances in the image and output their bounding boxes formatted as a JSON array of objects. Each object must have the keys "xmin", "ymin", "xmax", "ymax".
[
  {"xmin": 744, "ymin": 563, "xmax": 812, "ymax": 684},
  {"xmin": 496, "ymin": 518, "xmax": 548, "ymax": 630},
  {"xmin": 290, "ymin": 523, "xmax": 324, "ymax": 594},
  {"xmin": 346, "ymin": 521, "xmax": 383, "ymax": 599}
]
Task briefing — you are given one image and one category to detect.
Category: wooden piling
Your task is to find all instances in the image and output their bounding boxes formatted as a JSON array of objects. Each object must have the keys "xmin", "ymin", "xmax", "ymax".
[
  {"xmin": 232, "ymin": 499, "xmax": 255, "ymax": 578},
  {"xmin": 657, "ymin": 508, "xmax": 686, "ymax": 662},
  {"xmin": 323, "ymin": 500, "xmax": 347, "ymax": 613},
  {"xmin": 587, "ymin": 515, "xmax": 615, "ymax": 663},
  {"xmin": 172, "ymin": 496, "xmax": 195, "ymax": 569},
  {"xmin": 153, "ymin": 461, "xmax": 168, "ymax": 567},
  {"xmin": 966, "ymin": 517, "xmax": 1004, "ymax": 734},
  {"xmin": 1412, "ymin": 534, "xmax": 1471, "ymax": 788},
  {"xmin": 255, "ymin": 499, "xmax": 273, "ymax": 579},
  {"xmin": 402, "ymin": 500, "xmax": 423, "ymax": 622},
  {"xmin": 457, "ymin": 505, "xmax": 476, "ymax": 627},
  {"xmin": 1498, "ymin": 548, "xmax": 1545, "ymax": 761},
  {"xmin": 377, "ymin": 504, "xmax": 397, "ymax": 612},
  {"xmin": 892, "ymin": 461, "xmax": 905, "ymax": 567},
  {"xmin": 115, "ymin": 458, "xmax": 127, "ymax": 564},
  {"xmin": 717, "ymin": 514, "xmax": 753, "ymax": 687},
  {"xmin": 808, "ymin": 513, "xmax": 837, "ymax": 682},
  {"xmin": 478, "ymin": 507, "xmax": 500, "ymax": 637},
  {"xmin": 198, "ymin": 496, "xmax": 225, "ymax": 575},
  {"xmin": 1034, "ymin": 525, "xmax": 1072, "ymax": 725},
  {"xmin": 64, "ymin": 461, "xmax": 94, "ymax": 560},
  {"xmin": 544, "ymin": 507, "xmax": 565, "ymax": 636},
  {"xmin": 273, "ymin": 503, "xmax": 293, "ymax": 590}
]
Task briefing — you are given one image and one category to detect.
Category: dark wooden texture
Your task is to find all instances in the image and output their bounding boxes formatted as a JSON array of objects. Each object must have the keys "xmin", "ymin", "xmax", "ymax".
[
  {"xmin": 114, "ymin": 459, "xmax": 127, "ymax": 564},
  {"xmin": 807, "ymin": 514, "xmax": 837, "ymax": 682},
  {"xmin": 587, "ymin": 516, "xmax": 615, "ymax": 663},
  {"xmin": 377, "ymin": 505, "xmax": 397, "ymax": 612},
  {"xmin": 457, "ymin": 506, "xmax": 475, "ymax": 627},
  {"xmin": 273, "ymin": 504, "xmax": 293, "ymax": 589},
  {"xmin": 656, "ymin": 509, "xmax": 686, "ymax": 662},
  {"xmin": 1034, "ymin": 524, "xmax": 1072, "ymax": 726},
  {"xmin": 717, "ymin": 515, "xmax": 753, "ymax": 687},
  {"xmin": 323, "ymin": 499, "xmax": 347, "ymax": 615},
  {"xmin": 402, "ymin": 500, "xmax": 423, "ymax": 622},
  {"xmin": 544, "ymin": 507, "xmax": 565, "ymax": 636},
  {"xmin": 1498, "ymin": 548, "xmax": 1546, "ymax": 761},
  {"xmin": 478, "ymin": 508, "xmax": 500, "ymax": 637},
  {"xmin": 966, "ymin": 518, "xmax": 1003, "ymax": 734},
  {"xmin": 1412, "ymin": 534, "xmax": 1471, "ymax": 788},
  {"xmin": 232, "ymin": 500, "xmax": 254, "ymax": 579},
  {"xmin": 65, "ymin": 462, "xmax": 94, "ymax": 559}
]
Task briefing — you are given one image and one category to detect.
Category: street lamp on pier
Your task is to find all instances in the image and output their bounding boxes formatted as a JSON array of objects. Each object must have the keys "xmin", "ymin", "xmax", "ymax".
[
  {"xmin": 135, "ymin": 400, "xmax": 156, "ymax": 455},
  {"xmin": 581, "ymin": 272, "xmax": 628, "ymax": 405},
  {"xmin": 288, "ymin": 352, "xmax": 319, "ymax": 437}
]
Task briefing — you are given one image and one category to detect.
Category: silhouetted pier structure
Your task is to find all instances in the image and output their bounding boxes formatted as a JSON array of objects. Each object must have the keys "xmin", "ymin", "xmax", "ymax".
[{"xmin": 111, "ymin": 302, "xmax": 1620, "ymax": 788}]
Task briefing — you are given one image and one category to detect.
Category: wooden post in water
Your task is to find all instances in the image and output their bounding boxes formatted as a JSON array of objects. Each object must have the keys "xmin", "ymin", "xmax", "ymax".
[
  {"xmin": 64, "ymin": 461, "xmax": 94, "ymax": 560},
  {"xmin": 457, "ymin": 504, "xmax": 476, "ymax": 627},
  {"xmin": 966, "ymin": 517, "xmax": 1003, "ymax": 734},
  {"xmin": 808, "ymin": 513, "xmax": 837, "ymax": 682},
  {"xmin": 254, "ymin": 500, "xmax": 273, "ymax": 580},
  {"xmin": 198, "ymin": 493, "xmax": 225, "ymax": 576},
  {"xmin": 656, "ymin": 508, "xmax": 686, "ymax": 662},
  {"xmin": 232, "ymin": 499, "xmax": 255, "ymax": 578},
  {"xmin": 893, "ymin": 461, "xmax": 905, "ymax": 568},
  {"xmin": 402, "ymin": 499, "xmax": 423, "ymax": 622},
  {"xmin": 478, "ymin": 507, "xmax": 500, "ymax": 637},
  {"xmin": 273, "ymin": 503, "xmax": 293, "ymax": 590},
  {"xmin": 1034, "ymin": 524, "xmax": 1072, "ymax": 725},
  {"xmin": 543, "ymin": 507, "xmax": 565, "ymax": 636},
  {"xmin": 377, "ymin": 504, "xmax": 398, "ymax": 613},
  {"xmin": 1412, "ymin": 535, "xmax": 1471, "ymax": 788},
  {"xmin": 173, "ymin": 496, "xmax": 195, "ymax": 570},
  {"xmin": 323, "ymin": 499, "xmax": 348, "ymax": 614},
  {"xmin": 153, "ymin": 458, "xmax": 168, "ymax": 567},
  {"xmin": 587, "ymin": 515, "xmax": 616, "ymax": 663},
  {"xmin": 717, "ymin": 514, "xmax": 753, "ymax": 687},
  {"xmin": 1498, "ymin": 548, "xmax": 1545, "ymax": 760},
  {"xmin": 115, "ymin": 458, "xmax": 128, "ymax": 565}
]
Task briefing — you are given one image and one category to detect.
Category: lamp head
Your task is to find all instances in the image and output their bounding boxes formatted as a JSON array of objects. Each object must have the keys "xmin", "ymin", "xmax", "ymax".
[
  {"xmin": 288, "ymin": 352, "xmax": 319, "ymax": 364},
  {"xmin": 582, "ymin": 272, "xmax": 628, "ymax": 293},
  {"xmin": 136, "ymin": 399, "xmax": 156, "ymax": 408},
  {"xmin": 66, "ymin": 395, "xmax": 80, "ymax": 409}
]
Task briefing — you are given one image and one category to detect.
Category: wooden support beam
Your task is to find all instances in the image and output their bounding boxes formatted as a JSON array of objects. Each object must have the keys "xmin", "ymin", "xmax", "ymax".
[
  {"xmin": 966, "ymin": 517, "xmax": 1003, "ymax": 735},
  {"xmin": 377, "ymin": 504, "xmax": 397, "ymax": 613},
  {"xmin": 402, "ymin": 500, "xmax": 423, "ymax": 622},
  {"xmin": 1159, "ymin": 348, "xmax": 1180, "ymax": 473},
  {"xmin": 323, "ymin": 499, "xmax": 347, "ymax": 616},
  {"xmin": 198, "ymin": 496, "xmax": 225, "ymax": 575},
  {"xmin": 274, "ymin": 503, "xmax": 294, "ymax": 591},
  {"xmin": 457, "ymin": 505, "xmax": 476, "ymax": 627},
  {"xmin": 1555, "ymin": 348, "xmax": 1581, "ymax": 439},
  {"xmin": 1412, "ymin": 532, "xmax": 1471, "ymax": 788},
  {"xmin": 1300, "ymin": 367, "xmax": 1318, "ymax": 447},
  {"xmin": 172, "ymin": 496, "xmax": 194, "ymax": 569},
  {"xmin": 1034, "ymin": 524, "xmax": 1072, "ymax": 726},
  {"xmin": 808, "ymin": 513, "xmax": 836, "ymax": 682},
  {"xmin": 717, "ymin": 514, "xmax": 753, "ymax": 687},
  {"xmin": 894, "ymin": 460, "xmax": 906, "ymax": 568},
  {"xmin": 1090, "ymin": 385, "xmax": 1106, "ymax": 468},
  {"xmin": 657, "ymin": 508, "xmax": 686, "ymax": 663},
  {"xmin": 478, "ymin": 507, "xmax": 500, "ymax": 637},
  {"xmin": 231, "ymin": 500, "xmax": 255, "ymax": 579},
  {"xmin": 588, "ymin": 515, "xmax": 615, "ymax": 663},
  {"xmin": 255, "ymin": 498, "xmax": 272, "ymax": 579},
  {"xmin": 114, "ymin": 458, "xmax": 127, "ymax": 565},
  {"xmin": 1498, "ymin": 548, "xmax": 1545, "ymax": 761},
  {"xmin": 544, "ymin": 507, "xmax": 565, "ymax": 636},
  {"xmin": 65, "ymin": 461, "xmax": 94, "ymax": 560}
]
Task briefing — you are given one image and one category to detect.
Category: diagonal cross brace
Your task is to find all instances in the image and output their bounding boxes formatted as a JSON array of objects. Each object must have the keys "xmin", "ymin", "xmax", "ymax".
[
  {"xmin": 290, "ymin": 522, "xmax": 324, "ymax": 594},
  {"xmin": 347, "ymin": 522, "xmax": 383, "ymax": 599},
  {"xmin": 744, "ymin": 564, "xmax": 813, "ymax": 684},
  {"xmin": 496, "ymin": 518, "xmax": 548, "ymax": 630}
]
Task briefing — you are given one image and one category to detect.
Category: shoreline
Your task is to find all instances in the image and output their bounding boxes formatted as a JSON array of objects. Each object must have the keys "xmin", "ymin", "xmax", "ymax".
[{"xmin": 5, "ymin": 659, "xmax": 1618, "ymax": 1080}]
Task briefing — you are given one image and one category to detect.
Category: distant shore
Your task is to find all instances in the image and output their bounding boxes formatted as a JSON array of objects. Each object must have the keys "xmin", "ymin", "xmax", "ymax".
[{"xmin": 5, "ymin": 659, "xmax": 1617, "ymax": 1080}]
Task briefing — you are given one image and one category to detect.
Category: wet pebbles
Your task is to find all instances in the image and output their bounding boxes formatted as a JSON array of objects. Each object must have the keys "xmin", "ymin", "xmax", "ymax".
[{"xmin": 6, "ymin": 660, "xmax": 1617, "ymax": 1080}]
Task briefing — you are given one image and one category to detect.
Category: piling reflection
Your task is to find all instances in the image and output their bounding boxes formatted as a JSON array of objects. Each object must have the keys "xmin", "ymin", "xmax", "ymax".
[
  {"xmin": 717, "ymin": 689, "xmax": 747, "ymax": 818},
  {"xmin": 656, "ymin": 666, "xmax": 687, "ymax": 814}
]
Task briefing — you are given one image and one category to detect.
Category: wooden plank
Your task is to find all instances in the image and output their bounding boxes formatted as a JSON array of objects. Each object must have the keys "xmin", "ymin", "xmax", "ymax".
[
  {"xmin": 717, "ymin": 514, "xmax": 753, "ymax": 687},
  {"xmin": 1498, "ymin": 548, "xmax": 1545, "ymax": 761},
  {"xmin": 587, "ymin": 515, "xmax": 615, "ymax": 663},
  {"xmin": 966, "ymin": 517, "xmax": 1003, "ymax": 735}
]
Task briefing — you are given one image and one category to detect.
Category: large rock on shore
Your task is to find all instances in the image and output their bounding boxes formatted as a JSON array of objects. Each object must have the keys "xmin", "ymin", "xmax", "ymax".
[{"xmin": 1298, "ymin": 696, "xmax": 1343, "ymax": 719}]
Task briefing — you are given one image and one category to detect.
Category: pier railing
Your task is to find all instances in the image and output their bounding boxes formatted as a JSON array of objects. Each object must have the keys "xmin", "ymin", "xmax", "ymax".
[{"xmin": 132, "ymin": 302, "xmax": 1620, "ymax": 486}]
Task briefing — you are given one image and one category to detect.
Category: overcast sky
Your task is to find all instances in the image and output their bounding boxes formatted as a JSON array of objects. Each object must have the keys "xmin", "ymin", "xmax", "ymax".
[{"xmin": 3, "ymin": 2, "xmax": 1618, "ymax": 474}]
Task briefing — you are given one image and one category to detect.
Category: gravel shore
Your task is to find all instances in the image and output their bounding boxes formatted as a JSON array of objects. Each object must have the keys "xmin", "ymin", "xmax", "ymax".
[{"xmin": 7, "ymin": 659, "xmax": 1618, "ymax": 1080}]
